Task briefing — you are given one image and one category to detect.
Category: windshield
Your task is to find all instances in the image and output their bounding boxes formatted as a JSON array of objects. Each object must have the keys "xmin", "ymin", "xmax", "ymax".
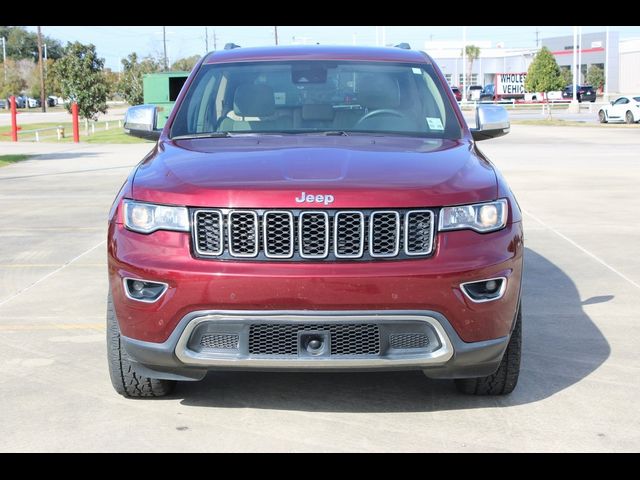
[{"xmin": 170, "ymin": 61, "xmax": 462, "ymax": 139}]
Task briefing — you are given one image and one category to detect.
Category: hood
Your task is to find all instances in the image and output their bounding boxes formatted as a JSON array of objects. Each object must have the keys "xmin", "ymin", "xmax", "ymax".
[{"xmin": 132, "ymin": 136, "xmax": 497, "ymax": 208}]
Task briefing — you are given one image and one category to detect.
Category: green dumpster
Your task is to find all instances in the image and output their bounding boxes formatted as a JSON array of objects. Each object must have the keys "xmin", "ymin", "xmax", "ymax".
[{"xmin": 143, "ymin": 71, "xmax": 189, "ymax": 129}]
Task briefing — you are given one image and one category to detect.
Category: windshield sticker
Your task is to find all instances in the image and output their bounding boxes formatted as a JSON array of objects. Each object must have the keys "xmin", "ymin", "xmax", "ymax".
[
  {"xmin": 274, "ymin": 92, "xmax": 286, "ymax": 105},
  {"xmin": 426, "ymin": 117, "xmax": 444, "ymax": 130},
  {"xmin": 412, "ymin": 67, "xmax": 422, "ymax": 74}
]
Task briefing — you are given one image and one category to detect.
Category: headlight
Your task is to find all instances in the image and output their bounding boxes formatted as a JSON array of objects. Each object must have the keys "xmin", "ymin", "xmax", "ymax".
[
  {"xmin": 123, "ymin": 200, "xmax": 189, "ymax": 234},
  {"xmin": 439, "ymin": 199, "xmax": 508, "ymax": 233}
]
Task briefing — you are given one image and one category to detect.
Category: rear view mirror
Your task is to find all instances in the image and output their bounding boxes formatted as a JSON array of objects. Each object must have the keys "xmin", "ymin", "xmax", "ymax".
[
  {"xmin": 124, "ymin": 105, "xmax": 161, "ymax": 140},
  {"xmin": 471, "ymin": 105, "xmax": 510, "ymax": 141}
]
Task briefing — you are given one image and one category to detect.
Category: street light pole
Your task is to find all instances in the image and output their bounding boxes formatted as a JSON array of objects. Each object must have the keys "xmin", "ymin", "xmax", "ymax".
[
  {"xmin": 274, "ymin": 26, "xmax": 279, "ymax": 45},
  {"xmin": 462, "ymin": 26, "xmax": 467, "ymax": 102},
  {"xmin": 605, "ymin": 26, "xmax": 609, "ymax": 101},
  {"xmin": 578, "ymin": 26, "xmax": 582, "ymax": 84},
  {"xmin": 571, "ymin": 27, "xmax": 578, "ymax": 103},
  {"xmin": 1, "ymin": 37, "xmax": 6, "ymax": 82},
  {"xmin": 37, "ymin": 26, "xmax": 46, "ymax": 113},
  {"xmin": 162, "ymin": 26, "xmax": 168, "ymax": 70}
]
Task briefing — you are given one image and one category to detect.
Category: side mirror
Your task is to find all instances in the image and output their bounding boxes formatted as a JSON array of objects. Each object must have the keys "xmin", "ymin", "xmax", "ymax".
[
  {"xmin": 123, "ymin": 105, "xmax": 161, "ymax": 140},
  {"xmin": 471, "ymin": 105, "xmax": 510, "ymax": 141}
]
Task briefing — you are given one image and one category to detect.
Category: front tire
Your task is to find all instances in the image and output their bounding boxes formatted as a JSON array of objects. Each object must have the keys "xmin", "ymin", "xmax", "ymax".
[
  {"xmin": 626, "ymin": 111, "xmax": 635, "ymax": 124},
  {"xmin": 107, "ymin": 293, "xmax": 175, "ymax": 398},
  {"xmin": 455, "ymin": 303, "xmax": 522, "ymax": 395},
  {"xmin": 598, "ymin": 110, "xmax": 608, "ymax": 124}
]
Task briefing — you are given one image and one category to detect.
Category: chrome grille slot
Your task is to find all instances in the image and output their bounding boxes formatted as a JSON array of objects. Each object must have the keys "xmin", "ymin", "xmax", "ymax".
[
  {"xmin": 405, "ymin": 210, "xmax": 434, "ymax": 255},
  {"xmin": 194, "ymin": 210, "xmax": 223, "ymax": 256},
  {"xmin": 263, "ymin": 211, "xmax": 294, "ymax": 258},
  {"xmin": 299, "ymin": 211, "xmax": 329, "ymax": 258},
  {"xmin": 228, "ymin": 211, "xmax": 258, "ymax": 257},
  {"xmin": 191, "ymin": 208, "xmax": 435, "ymax": 261},
  {"xmin": 334, "ymin": 211, "xmax": 365, "ymax": 258},
  {"xmin": 370, "ymin": 211, "xmax": 400, "ymax": 257}
]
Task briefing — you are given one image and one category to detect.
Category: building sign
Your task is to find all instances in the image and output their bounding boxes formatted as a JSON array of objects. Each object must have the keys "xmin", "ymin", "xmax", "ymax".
[{"xmin": 496, "ymin": 73, "xmax": 527, "ymax": 95}]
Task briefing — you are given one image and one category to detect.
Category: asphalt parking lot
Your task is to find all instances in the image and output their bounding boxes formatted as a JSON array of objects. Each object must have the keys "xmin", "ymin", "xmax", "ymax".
[{"xmin": 0, "ymin": 124, "xmax": 639, "ymax": 452}]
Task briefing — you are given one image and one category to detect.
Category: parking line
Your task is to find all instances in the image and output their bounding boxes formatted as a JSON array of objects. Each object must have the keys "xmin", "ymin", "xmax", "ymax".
[
  {"xmin": 523, "ymin": 209, "xmax": 640, "ymax": 291},
  {"xmin": 0, "ymin": 323, "xmax": 105, "ymax": 331},
  {"xmin": 0, "ymin": 264, "xmax": 104, "ymax": 268},
  {"xmin": 0, "ymin": 240, "xmax": 106, "ymax": 308}
]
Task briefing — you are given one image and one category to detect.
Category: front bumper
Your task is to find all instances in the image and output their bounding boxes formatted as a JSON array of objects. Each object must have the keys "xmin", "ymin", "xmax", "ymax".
[
  {"xmin": 121, "ymin": 309, "xmax": 511, "ymax": 381},
  {"xmin": 108, "ymin": 221, "xmax": 523, "ymax": 344}
]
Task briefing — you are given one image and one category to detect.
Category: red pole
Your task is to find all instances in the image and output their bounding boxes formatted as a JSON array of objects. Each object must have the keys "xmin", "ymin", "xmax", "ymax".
[
  {"xmin": 72, "ymin": 102, "xmax": 80, "ymax": 143},
  {"xmin": 10, "ymin": 96, "xmax": 18, "ymax": 142}
]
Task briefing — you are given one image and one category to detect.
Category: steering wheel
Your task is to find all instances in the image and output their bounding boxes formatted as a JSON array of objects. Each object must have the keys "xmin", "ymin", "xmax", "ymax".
[{"xmin": 355, "ymin": 109, "xmax": 410, "ymax": 127}]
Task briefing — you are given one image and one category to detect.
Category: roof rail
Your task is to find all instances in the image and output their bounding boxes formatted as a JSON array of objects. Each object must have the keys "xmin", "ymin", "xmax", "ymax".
[
  {"xmin": 224, "ymin": 43, "xmax": 241, "ymax": 50},
  {"xmin": 394, "ymin": 43, "xmax": 411, "ymax": 50}
]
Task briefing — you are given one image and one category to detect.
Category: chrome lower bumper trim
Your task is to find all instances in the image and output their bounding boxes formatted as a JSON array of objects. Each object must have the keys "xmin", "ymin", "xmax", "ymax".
[{"xmin": 174, "ymin": 312, "xmax": 454, "ymax": 368}]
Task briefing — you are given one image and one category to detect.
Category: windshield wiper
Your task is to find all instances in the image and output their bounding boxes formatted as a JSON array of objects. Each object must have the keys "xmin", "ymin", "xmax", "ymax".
[
  {"xmin": 320, "ymin": 131, "xmax": 349, "ymax": 136},
  {"xmin": 171, "ymin": 132, "xmax": 235, "ymax": 140}
]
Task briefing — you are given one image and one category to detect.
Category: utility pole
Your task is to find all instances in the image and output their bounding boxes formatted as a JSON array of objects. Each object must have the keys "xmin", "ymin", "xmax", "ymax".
[
  {"xmin": 535, "ymin": 28, "xmax": 540, "ymax": 48},
  {"xmin": 1, "ymin": 36, "xmax": 6, "ymax": 82},
  {"xmin": 213, "ymin": 30, "xmax": 218, "ymax": 50},
  {"xmin": 162, "ymin": 26, "xmax": 168, "ymax": 70},
  {"xmin": 578, "ymin": 26, "xmax": 582, "ymax": 84},
  {"xmin": 605, "ymin": 26, "xmax": 609, "ymax": 101},
  {"xmin": 37, "ymin": 26, "xmax": 46, "ymax": 113},
  {"xmin": 381, "ymin": 26, "xmax": 386, "ymax": 47},
  {"xmin": 462, "ymin": 26, "xmax": 467, "ymax": 101},
  {"xmin": 205, "ymin": 27, "xmax": 209, "ymax": 52},
  {"xmin": 274, "ymin": 26, "xmax": 279, "ymax": 45},
  {"xmin": 572, "ymin": 26, "xmax": 577, "ymax": 103}
]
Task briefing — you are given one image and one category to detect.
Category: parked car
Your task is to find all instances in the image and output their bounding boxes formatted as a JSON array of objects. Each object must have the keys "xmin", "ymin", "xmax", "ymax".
[
  {"xmin": 0, "ymin": 98, "xmax": 6, "ymax": 109},
  {"xmin": 451, "ymin": 86, "xmax": 462, "ymax": 101},
  {"xmin": 598, "ymin": 95, "xmax": 640, "ymax": 124},
  {"xmin": 467, "ymin": 85, "xmax": 483, "ymax": 101},
  {"xmin": 47, "ymin": 96, "xmax": 57, "ymax": 107},
  {"xmin": 480, "ymin": 84, "xmax": 496, "ymax": 102},
  {"xmin": 12, "ymin": 96, "xmax": 27, "ymax": 108},
  {"xmin": 562, "ymin": 85, "xmax": 596, "ymax": 103},
  {"xmin": 26, "ymin": 97, "xmax": 40, "ymax": 108},
  {"xmin": 111, "ymin": 45, "xmax": 522, "ymax": 398}
]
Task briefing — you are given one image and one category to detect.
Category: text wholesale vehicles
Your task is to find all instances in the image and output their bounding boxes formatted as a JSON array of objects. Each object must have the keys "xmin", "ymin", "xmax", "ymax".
[{"xmin": 110, "ymin": 45, "xmax": 523, "ymax": 398}]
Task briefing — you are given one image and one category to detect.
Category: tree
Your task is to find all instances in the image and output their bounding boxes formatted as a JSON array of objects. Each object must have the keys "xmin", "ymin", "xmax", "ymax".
[
  {"xmin": 0, "ymin": 26, "xmax": 64, "ymax": 61},
  {"xmin": 463, "ymin": 45, "xmax": 481, "ymax": 97},
  {"xmin": 0, "ymin": 60, "xmax": 27, "ymax": 99},
  {"xmin": 171, "ymin": 55, "xmax": 201, "ymax": 72},
  {"xmin": 118, "ymin": 53, "xmax": 161, "ymax": 105},
  {"xmin": 103, "ymin": 68, "xmax": 121, "ymax": 100},
  {"xmin": 525, "ymin": 47, "xmax": 564, "ymax": 118},
  {"xmin": 29, "ymin": 59, "xmax": 63, "ymax": 99},
  {"xmin": 560, "ymin": 67, "xmax": 572, "ymax": 87},
  {"xmin": 586, "ymin": 65, "xmax": 605, "ymax": 92},
  {"xmin": 53, "ymin": 42, "xmax": 108, "ymax": 120}
]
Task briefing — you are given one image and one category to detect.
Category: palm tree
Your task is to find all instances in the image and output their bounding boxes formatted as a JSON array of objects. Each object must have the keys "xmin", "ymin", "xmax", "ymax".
[{"xmin": 464, "ymin": 45, "xmax": 481, "ymax": 98}]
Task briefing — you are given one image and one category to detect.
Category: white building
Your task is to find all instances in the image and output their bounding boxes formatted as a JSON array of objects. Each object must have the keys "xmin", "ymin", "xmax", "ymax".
[
  {"xmin": 425, "ymin": 31, "xmax": 635, "ymax": 95},
  {"xmin": 620, "ymin": 38, "xmax": 640, "ymax": 93}
]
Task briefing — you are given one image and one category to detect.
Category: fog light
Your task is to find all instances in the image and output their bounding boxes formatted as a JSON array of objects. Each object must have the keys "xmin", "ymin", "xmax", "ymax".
[
  {"xmin": 460, "ymin": 277, "xmax": 506, "ymax": 303},
  {"xmin": 123, "ymin": 278, "xmax": 168, "ymax": 303}
]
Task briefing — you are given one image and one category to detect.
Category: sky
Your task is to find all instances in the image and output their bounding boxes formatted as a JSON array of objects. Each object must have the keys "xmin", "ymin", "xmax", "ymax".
[{"xmin": 27, "ymin": 26, "xmax": 640, "ymax": 71}]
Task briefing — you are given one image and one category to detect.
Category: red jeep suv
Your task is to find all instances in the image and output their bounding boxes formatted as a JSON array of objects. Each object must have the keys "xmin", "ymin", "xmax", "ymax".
[{"xmin": 109, "ymin": 45, "xmax": 522, "ymax": 398}]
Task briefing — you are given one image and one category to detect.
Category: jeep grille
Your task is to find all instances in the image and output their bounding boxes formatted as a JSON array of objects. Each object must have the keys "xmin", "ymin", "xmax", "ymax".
[{"xmin": 192, "ymin": 208, "xmax": 434, "ymax": 261}]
